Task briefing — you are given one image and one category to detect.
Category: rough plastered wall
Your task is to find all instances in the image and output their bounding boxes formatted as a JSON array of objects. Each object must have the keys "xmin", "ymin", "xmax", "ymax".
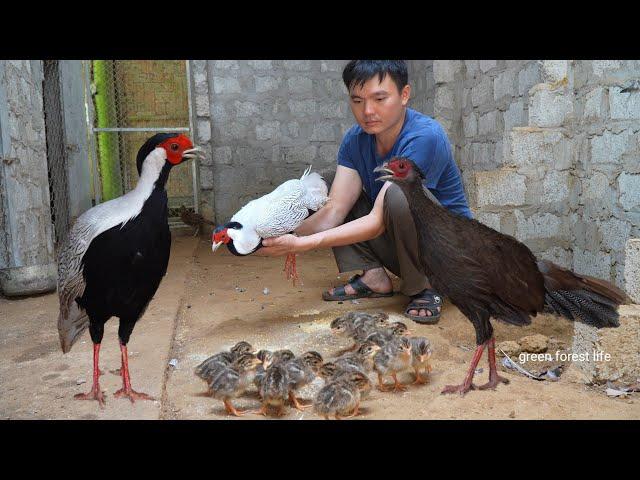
[
  {"xmin": 191, "ymin": 60, "xmax": 353, "ymax": 223},
  {"xmin": 427, "ymin": 60, "xmax": 640, "ymax": 291},
  {"xmin": 0, "ymin": 60, "xmax": 57, "ymax": 295}
]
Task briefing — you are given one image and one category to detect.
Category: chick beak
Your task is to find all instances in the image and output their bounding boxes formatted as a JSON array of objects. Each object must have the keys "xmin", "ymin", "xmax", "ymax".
[{"xmin": 373, "ymin": 164, "xmax": 394, "ymax": 182}]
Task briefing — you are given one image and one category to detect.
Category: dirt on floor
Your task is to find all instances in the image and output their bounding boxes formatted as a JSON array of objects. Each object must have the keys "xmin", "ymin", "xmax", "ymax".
[{"xmin": 1, "ymin": 234, "xmax": 638, "ymax": 420}]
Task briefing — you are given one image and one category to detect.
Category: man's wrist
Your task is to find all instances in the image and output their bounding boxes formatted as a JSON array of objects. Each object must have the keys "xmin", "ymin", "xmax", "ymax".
[{"xmin": 298, "ymin": 234, "xmax": 320, "ymax": 252}]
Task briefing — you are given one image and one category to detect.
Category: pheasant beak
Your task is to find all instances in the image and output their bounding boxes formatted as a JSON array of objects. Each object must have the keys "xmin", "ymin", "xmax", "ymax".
[
  {"xmin": 373, "ymin": 164, "xmax": 394, "ymax": 182},
  {"xmin": 211, "ymin": 241, "xmax": 223, "ymax": 253},
  {"xmin": 183, "ymin": 146, "xmax": 206, "ymax": 160}
]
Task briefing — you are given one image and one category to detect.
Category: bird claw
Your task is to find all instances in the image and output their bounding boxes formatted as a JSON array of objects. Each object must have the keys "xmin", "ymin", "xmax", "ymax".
[
  {"xmin": 412, "ymin": 376, "xmax": 428, "ymax": 385},
  {"xmin": 113, "ymin": 388, "xmax": 155, "ymax": 404},
  {"xmin": 283, "ymin": 253, "xmax": 303, "ymax": 286},
  {"xmin": 248, "ymin": 407, "xmax": 269, "ymax": 417},
  {"xmin": 478, "ymin": 375, "xmax": 510, "ymax": 391},
  {"xmin": 74, "ymin": 387, "xmax": 106, "ymax": 408},
  {"xmin": 441, "ymin": 383, "xmax": 477, "ymax": 396},
  {"xmin": 290, "ymin": 396, "xmax": 312, "ymax": 411}
]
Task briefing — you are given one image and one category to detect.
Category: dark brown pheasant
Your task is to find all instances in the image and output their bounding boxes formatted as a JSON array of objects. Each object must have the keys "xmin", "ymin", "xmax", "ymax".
[
  {"xmin": 179, "ymin": 205, "xmax": 215, "ymax": 236},
  {"xmin": 375, "ymin": 157, "xmax": 629, "ymax": 396}
]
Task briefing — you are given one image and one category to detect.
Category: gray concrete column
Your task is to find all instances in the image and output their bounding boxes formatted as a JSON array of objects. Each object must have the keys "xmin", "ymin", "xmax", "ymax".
[{"xmin": 0, "ymin": 60, "xmax": 57, "ymax": 296}]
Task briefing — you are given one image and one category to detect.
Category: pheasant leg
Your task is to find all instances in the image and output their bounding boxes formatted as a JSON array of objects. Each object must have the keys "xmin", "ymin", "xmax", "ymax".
[
  {"xmin": 478, "ymin": 337, "xmax": 510, "ymax": 390},
  {"xmin": 74, "ymin": 343, "xmax": 106, "ymax": 408},
  {"xmin": 283, "ymin": 253, "xmax": 302, "ymax": 286},
  {"xmin": 113, "ymin": 344, "xmax": 155, "ymax": 403},
  {"xmin": 441, "ymin": 342, "xmax": 485, "ymax": 396}
]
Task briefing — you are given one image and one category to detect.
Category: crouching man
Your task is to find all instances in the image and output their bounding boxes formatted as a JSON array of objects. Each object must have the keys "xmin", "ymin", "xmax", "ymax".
[{"xmin": 260, "ymin": 60, "xmax": 472, "ymax": 324}]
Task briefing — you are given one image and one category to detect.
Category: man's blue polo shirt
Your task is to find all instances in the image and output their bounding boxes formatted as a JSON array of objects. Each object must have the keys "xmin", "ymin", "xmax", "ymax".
[{"xmin": 337, "ymin": 108, "xmax": 473, "ymax": 219}]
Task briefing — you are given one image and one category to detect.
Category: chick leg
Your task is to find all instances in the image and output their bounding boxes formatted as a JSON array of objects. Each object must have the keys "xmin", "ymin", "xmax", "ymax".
[
  {"xmin": 113, "ymin": 343, "xmax": 155, "ymax": 403},
  {"xmin": 341, "ymin": 400, "xmax": 361, "ymax": 418},
  {"xmin": 74, "ymin": 343, "xmax": 106, "ymax": 408},
  {"xmin": 223, "ymin": 399, "xmax": 248, "ymax": 417},
  {"xmin": 412, "ymin": 366, "xmax": 427, "ymax": 385},
  {"xmin": 288, "ymin": 391, "xmax": 312, "ymax": 411},
  {"xmin": 249, "ymin": 404, "xmax": 269, "ymax": 416},
  {"xmin": 391, "ymin": 372, "xmax": 408, "ymax": 392},
  {"xmin": 478, "ymin": 337, "xmax": 510, "ymax": 391},
  {"xmin": 441, "ymin": 342, "xmax": 485, "ymax": 396},
  {"xmin": 376, "ymin": 372, "xmax": 391, "ymax": 392}
]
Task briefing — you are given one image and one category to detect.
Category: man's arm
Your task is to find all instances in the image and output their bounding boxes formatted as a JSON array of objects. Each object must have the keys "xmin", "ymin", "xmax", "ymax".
[
  {"xmin": 294, "ymin": 165, "xmax": 363, "ymax": 236},
  {"xmin": 261, "ymin": 181, "xmax": 392, "ymax": 255}
]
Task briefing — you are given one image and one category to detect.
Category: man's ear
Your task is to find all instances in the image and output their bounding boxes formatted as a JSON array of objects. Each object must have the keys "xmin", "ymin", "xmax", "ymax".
[{"xmin": 401, "ymin": 84, "xmax": 411, "ymax": 106}]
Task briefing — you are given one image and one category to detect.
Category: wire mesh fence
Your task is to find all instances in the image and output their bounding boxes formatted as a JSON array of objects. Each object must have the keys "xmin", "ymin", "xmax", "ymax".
[
  {"xmin": 90, "ymin": 60, "xmax": 196, "ymax": 218},
  {"xmin": 43, "ymin": 59, "xmax": 71, "ymax": 249},
  {"xmin": 44, "ymin": 60, "xmax": 198, "ymax": 253}
]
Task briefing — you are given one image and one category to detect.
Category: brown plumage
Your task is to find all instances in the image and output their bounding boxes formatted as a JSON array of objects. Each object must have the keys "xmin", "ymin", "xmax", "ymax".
[
  {"xmin": 375, "ymin": 157, "xmax": 630, "ymax": 396},
  {"xmin": 179, "ymin": 205, "xmax": 215, "ymax": 236}
]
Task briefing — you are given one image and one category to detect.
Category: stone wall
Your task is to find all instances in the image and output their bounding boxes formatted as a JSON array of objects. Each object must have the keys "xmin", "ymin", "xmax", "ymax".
[
  {"xmin": 192, "ymin": 60, "xmax": 352, "ymax": 222},
  {"xmin": 454, "ymin": 60, "xmax": 639, "ymax": 289},
  {"xmin": 192, "ymin": 59, "xmax": 639, "ymax": 292},
  {"xmin": 407, "ymin": 60, "xmax": 433, "ymax": 117}
]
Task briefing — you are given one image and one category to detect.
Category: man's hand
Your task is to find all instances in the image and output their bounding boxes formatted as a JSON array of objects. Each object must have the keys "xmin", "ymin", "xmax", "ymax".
[{"xmin": 259, "ymin": 234, "xmax": 311, "ymax": 257}]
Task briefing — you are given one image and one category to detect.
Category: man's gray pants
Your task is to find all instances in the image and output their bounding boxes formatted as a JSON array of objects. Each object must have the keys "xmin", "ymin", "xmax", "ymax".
[{"xmin": 332, "ymin": 184, "xmax": 430, "ymax": 297}]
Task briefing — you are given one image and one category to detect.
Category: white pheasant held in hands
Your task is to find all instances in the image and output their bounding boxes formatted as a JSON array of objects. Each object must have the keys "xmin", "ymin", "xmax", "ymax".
[{"xmin": 211, "ymin": 166, "xmax": 328, "ymax": 285}]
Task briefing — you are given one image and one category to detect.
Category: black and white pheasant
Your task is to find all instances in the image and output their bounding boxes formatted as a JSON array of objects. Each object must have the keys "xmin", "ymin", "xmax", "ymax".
[
  {"xmin": 57, "ymin": 133, "xmax": 204, "ymax": 407},
  {"xmin": 211, "ymin": 166, "xmax": 328, "ymax": 284}
]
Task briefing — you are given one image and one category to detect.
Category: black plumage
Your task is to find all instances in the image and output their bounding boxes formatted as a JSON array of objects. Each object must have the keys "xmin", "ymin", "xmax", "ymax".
[
  {"xmin": 57, "ymin": 133, "xmax": 203, "ymax": 406},
  {"xmin": 375, "ymin": 157, "xmax": 629, "ymax": 395},
  {"xmin": 78, "ymin": 167, "xmax": 171, "ymax": 347}
]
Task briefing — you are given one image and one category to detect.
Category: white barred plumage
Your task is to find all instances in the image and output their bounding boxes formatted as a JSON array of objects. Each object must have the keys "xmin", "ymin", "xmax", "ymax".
[{"xmin": 212, "ymin": 166, "xmax": 329, "ymax": 284}]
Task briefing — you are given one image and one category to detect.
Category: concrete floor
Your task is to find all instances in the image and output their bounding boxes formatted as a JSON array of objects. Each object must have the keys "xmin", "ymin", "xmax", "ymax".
[{"xmin": 1, "ymin": 234, "xmax": 638, "ymax": 420}]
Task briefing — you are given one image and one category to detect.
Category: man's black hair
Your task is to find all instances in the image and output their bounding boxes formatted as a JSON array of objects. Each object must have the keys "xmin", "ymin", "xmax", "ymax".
[{"xmin": 342, "ymin": 60, "xmax": 408, "ymax": 94}]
